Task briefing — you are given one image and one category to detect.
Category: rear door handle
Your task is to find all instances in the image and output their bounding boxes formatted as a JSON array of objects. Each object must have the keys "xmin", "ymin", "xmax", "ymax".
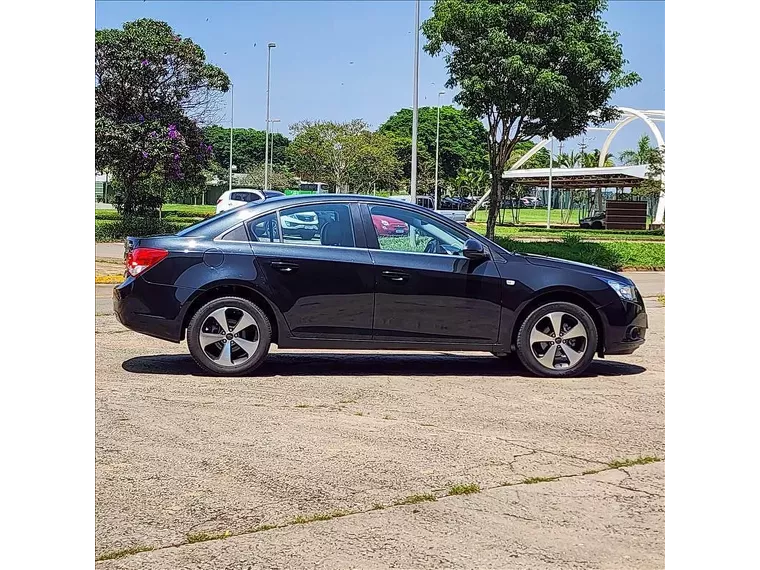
[
  {"xmin": 270, "ymin": 261, "xmax": 299, "ymax": 273},
  {"xmin": 381, "ymin": 270, "xmax": 409, "ymax": 282}
]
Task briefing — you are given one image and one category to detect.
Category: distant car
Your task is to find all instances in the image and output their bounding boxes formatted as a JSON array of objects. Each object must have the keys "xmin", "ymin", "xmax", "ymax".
[
  {"xmin": 280, "ymin": 210, "xmax": 320, "ymax": 240},
  {"xmin": 580, "ymin": 212, "xmax": 606, "ymax": 229},
  {"xmin": 372, "ymin": 213, "xmax": 409, "ymax": 236},
  {"xmin": 521, "ymin": 196, "xmax": 541, "ymax": 208},
  {"xmin": 216, "ymin": 189, "xmax": 284, "ymax": 214}
]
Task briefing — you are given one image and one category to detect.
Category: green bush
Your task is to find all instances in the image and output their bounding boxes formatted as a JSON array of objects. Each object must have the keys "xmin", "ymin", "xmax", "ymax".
[
  {"xmin": 494, "ymin": 237, "xmax": 664, "ymax": 271},
  {"xmin": 95, "ymin": 218, "xmax": 191, "ymax": 242}
]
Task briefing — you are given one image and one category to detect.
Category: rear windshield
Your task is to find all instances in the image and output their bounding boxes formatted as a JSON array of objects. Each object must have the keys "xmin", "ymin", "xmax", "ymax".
[{"xmin": 175, "ymin": 208, "xmax": 246, "ymax": 237}]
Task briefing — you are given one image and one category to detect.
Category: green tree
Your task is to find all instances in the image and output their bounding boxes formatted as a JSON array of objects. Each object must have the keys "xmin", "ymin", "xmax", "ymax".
[
  {"xmin": 287, "ymin": 119, "xmax": 376, "ymax": 192},
  {"xmin": 96, "ymin": 19, "xmax": 229, "ymax": 216},
  {"xmin": 452, "ymin": 168, "xmax": 488, "ymax": 198},
  {"xmin": 379, "ymin": 106, "xmax": 488, "ymax": 182},
  {"xmin": 582, "ymin": 148, "xmax": 615, "ymax": 168},
  {"xmin": 619, "ymin": 135, "xmax": 654, "ymax": 165},
  {"xmin": 423, "ymin": 0, "xmax": 640, "ymax": 239},
  {"xmin": 202, "ymin": 126, "xmax": 290, "ymax": 172},
  {"xmin": 243, "ymin": 164, "xmax": 299, "ymax": 191},
  {"xmin": 351, "ymin": 131, "xmax": 401, "ymax": 193}
]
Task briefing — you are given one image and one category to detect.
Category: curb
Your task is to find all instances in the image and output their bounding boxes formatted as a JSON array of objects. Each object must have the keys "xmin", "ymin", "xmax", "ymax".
[{"xmin": 96, "ymin": 275, "xmax": 123, "ymax": 284}]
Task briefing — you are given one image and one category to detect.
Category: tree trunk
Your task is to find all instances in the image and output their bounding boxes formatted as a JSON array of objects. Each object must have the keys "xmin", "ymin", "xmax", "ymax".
[{"xmin": 485, "ymin": 170, "xmax": 503, "ymax": 240}]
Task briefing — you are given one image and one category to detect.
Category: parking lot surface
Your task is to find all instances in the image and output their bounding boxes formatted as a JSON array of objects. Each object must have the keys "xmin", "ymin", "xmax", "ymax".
[{"xmin": 95, "ymin": 276, "xmax": 664, "ymax": 568}]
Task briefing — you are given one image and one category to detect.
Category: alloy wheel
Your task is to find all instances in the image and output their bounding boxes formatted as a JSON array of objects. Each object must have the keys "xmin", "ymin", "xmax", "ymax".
[
  {"xmin": 529, "ymin": 311, "xmax": 588, "ymax": 370},
  {"xmin": 199, "ymin": 307, "xmax": 260, "ymax": 367}
]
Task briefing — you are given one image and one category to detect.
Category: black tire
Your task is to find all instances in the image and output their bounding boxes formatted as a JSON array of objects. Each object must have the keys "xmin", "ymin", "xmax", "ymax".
[
  {"xmin": 187, "ymin": 296, "xmax": 272, "ymax": 376},
  {"xmin": 591, "ymin": 221, "xmax": 604, "ymax": 229},
  {"xmin": 515, "ymin": 301, "xmax": 598, "ymax": 378}
]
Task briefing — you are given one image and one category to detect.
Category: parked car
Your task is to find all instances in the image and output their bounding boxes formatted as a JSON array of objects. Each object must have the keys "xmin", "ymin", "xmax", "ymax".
[
  {"xmin": 280, "ymin": 210, "xmax": 320, "ymax": 240},
  {"xmin": 216, "ymin": 189, "xmax": 285, "ymax": 214},
  {"xmin": 114, "ymin": 195, "xmax": 647, "ymax": 378},
  {"xmin": 390, "ymin": 195, "xmax": 467, "ymax": 224},
  {"xmin": 372, "ymin": 213, "xmax": 409, "ymax": 236},
  {"xmin": 580, "ymin": 212, "xmax": 606, "ymax": 229}
]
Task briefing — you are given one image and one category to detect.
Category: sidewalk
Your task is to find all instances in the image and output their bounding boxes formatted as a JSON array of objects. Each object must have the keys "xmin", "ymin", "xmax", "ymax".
[{"xmin": 96, "ymin": 242, "xmax": 124, "ymax": 260}]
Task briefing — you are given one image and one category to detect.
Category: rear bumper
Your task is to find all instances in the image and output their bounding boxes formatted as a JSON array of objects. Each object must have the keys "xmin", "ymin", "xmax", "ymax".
[
  {"xmin": 599, "ymin": 300, "xmax": 648, "ymax": 356},
  {"xmin": 113, "ymin": 277, "xmax": 187, "ymax": 343}
]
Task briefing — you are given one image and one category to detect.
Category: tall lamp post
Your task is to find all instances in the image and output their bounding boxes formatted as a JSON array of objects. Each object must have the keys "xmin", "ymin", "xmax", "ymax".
[
  {"xmin": 434, "ymin": 90, "xmax": 445, "ymax": 209},
  {"xmin": 264, "ymin": 42, "xmax": 276, "ymax": 191},
  {"xmin": 547, "ymin": 134, "xmax": 554, "ymax": 229},
  {"xmin": 268, "ymin": 118, "xmax": 281, "ymax": 185},
  {"xmin": 410, "ymin": 0, "xmax": 420, "ymax": 202},
  {"xmin": 228, "ymin": 83, "xmax": 234, "ymax": 195}
]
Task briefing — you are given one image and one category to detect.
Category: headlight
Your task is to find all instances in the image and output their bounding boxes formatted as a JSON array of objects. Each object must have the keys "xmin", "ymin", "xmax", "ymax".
[
  {"xmin": 602, "ymin": 279, "xmax": 636, "ymax": 302},
  {"xmin": 282, "ymin": 219, "xmax": 296, "ymax": 228}
]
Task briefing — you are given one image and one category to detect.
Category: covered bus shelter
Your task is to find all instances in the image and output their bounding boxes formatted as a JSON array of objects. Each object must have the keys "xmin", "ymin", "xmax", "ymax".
[{"xmin": 466, "ymin": 107, "xmax": 665, "ymax": 224}]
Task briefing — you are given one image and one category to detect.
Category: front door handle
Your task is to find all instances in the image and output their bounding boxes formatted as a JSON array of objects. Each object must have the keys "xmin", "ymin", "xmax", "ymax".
[
  {"xmin": 271, "ymin": 261, "xmax": 299, "ymax": 273},
  {"xmin": 381, "ymin": 270, "xmax": 409, "ymax": 282}
]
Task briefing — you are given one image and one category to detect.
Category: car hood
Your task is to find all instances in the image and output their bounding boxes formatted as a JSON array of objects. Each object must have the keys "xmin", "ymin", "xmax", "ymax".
[{"xmin": 520, "ymin": 253, "xmax": 633, "ymax": 284}]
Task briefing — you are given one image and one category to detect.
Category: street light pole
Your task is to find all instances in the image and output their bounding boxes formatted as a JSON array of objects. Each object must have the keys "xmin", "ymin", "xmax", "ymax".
[
  {"xmin": 547, "ymin": 134, "xmax": 554, "ymax": 229},
  {"xmin": 434, "ymin": 90, "xmax": 445, "ymax": 209},
  {"xmin": 410, "ymin": 0, "xmax": 420, "ymax": 202},
  {"xmin": 228, "ymin": 83, "xmax": 234, "ymax": 195},
  {"xmin": 268, "ymin": 118, "xmax": 281, "ymax": 184},
  {"xmin": 264, "ymin": 42, "xmax": 276, "ymax": 191}
]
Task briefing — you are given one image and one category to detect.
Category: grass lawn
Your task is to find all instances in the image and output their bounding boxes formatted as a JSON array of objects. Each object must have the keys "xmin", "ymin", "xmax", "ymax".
[
  {"xmin": 472, "ymin": 208, "xmax": 654, "ymax": 227},
  {"xmin": 466, "ymin": 222, "xmax": 664, "ymax": 242}
]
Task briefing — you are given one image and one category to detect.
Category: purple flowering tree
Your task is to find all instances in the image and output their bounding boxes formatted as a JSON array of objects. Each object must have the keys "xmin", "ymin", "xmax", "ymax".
[{"xmin": 96, "ymin": 19, "xmax": 229, "ymax": 216}]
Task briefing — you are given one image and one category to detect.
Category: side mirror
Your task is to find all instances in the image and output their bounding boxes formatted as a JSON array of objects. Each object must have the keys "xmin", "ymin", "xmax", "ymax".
[{"xmin": 463, "ymin": 238, "xmax": 488, "ymax": 260}]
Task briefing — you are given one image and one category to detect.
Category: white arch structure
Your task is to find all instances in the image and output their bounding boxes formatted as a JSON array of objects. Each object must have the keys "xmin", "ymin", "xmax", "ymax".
[
  {"xmin": 465, "ymin": 107, "xmax": 666, "ymax": 224},
  {"xmin": 597, "ymin": 107, "xmax": 665, "ymax": 224}
]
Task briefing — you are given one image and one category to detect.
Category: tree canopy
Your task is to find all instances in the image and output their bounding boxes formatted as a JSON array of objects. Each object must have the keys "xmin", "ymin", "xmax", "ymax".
[
  {"xmin": 287, "ymin": 119, "xmax": 399, "ymax": 192},
  {"xmin": 201, "ymin": 127, "xmax": 290, "ymax": 172},
  {"xmin": 379, "ymin": 106, "xmax": 488, "ymax": 181},
  {"xmin": 423, "ymin": 0, "xmax": 640, "ymax": 237},
  {"xmin": 95, "ymin": 19, "xmax": 230, "ymax": 215}
]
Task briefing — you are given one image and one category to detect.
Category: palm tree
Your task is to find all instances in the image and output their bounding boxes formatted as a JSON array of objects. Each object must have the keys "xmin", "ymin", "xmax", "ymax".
[
  {"xmin": 582, "ymin": 149, "xmax": 615, "ymax": 168},
  {"xmin": 555, "ymin": 151, "xmax": 580, "ymax": 168},
  {"xmin": 618, "ymin": 135, "xmax": 654, "ymax": 165}
]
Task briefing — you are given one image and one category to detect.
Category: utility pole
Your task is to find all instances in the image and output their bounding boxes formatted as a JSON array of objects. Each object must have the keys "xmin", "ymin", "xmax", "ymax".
[
  {"xmin": 264, "ymin": 42, "xmax": 276, "ymax": 191},
  {"xmin": 410, "ymin": 0, "xmax": 420, "ymax": 202}
]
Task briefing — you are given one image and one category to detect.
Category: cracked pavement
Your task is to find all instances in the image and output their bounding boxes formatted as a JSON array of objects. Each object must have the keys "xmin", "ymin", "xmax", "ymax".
[{"xmin": 95, "ymin": 275, "xmax": 664, "ymax": 568}]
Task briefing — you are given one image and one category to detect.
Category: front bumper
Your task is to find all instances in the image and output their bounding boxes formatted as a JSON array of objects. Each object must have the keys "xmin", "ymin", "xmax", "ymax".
[{"xmin": 599, "ymin": 300, "xmax": 648, "ymax": 356}]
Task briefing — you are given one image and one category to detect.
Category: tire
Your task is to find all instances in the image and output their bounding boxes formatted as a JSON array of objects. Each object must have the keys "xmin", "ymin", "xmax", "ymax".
[
  {"xmin": 515, "ymin": 302, "xmax": 598, "ymax": 378},
  {"xmin": 187, "ymin": 296, "xmax": 272, "ymax": 376},
  {"xmin": 591, "ymin": 221, "xmax": 604, "ymax": 230}
]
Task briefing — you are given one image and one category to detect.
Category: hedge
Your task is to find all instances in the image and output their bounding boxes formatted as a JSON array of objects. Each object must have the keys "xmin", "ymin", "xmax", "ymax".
[
  {"xmin": 494, "ymin": 237, "xmax": 664, "ymax": 271},
  {"xmin": 95, "ymin": 218, "xmax": 190, "ymax": 242}
]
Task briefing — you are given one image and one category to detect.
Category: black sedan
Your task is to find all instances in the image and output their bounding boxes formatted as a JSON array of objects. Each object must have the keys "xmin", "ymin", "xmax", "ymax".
[{"xmin": 114, "ymin": 194, "xmax": 647, "ymax": 378}]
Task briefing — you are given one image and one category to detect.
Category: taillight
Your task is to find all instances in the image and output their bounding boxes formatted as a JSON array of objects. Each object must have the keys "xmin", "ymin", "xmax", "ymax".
[{"xmin": 126, "ymin": 247, "xmax": 168, "ymax": 277}]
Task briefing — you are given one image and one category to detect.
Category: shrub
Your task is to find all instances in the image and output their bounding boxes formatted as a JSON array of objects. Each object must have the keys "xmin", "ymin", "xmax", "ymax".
[
  {"xmin": 495, "ymin": 237, "xmax": 664, "ymax": 271},
  {"xmin": 95, "ymin": 218, "xmax": 190, "ymax": 242}
]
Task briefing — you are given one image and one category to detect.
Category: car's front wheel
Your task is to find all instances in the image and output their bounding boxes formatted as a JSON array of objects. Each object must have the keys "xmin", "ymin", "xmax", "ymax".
[
  {"xmin": 515, "ymin": 302, "xmax": 597, "ymax": 378},
  {"xmin": 187, "ymin": 297, "xmax": 272, "ymax": 376}
]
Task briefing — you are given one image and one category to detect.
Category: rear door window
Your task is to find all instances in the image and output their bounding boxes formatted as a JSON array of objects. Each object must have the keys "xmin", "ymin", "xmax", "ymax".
[{"xmin": 247, "ymin": 213, "xmax": 280, "ymax": 242}]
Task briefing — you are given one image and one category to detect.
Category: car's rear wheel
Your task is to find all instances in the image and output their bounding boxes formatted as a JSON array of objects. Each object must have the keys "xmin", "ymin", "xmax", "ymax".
[
  {"xmin": 187, "ymin": 297, "xmax": 272, "ymax": 376},
  {"xmin": 515, "ymin": 302, "xmax": 597, "ymax": 378},
  {"xmin": 591, "ymin": 221, "xmax": 604, "ymax": 229}
]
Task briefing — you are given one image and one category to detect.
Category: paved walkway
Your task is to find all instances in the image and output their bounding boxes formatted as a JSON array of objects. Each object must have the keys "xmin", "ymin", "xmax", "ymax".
[{"xmin": 96, "ymin": 242, "xmax": 124, "ymax": 259}]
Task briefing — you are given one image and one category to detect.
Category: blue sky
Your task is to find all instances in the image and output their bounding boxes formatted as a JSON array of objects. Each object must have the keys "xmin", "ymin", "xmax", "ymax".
[{"xmin": 95, "ymin": 1, "xmax": 664, "ymax": 157}]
